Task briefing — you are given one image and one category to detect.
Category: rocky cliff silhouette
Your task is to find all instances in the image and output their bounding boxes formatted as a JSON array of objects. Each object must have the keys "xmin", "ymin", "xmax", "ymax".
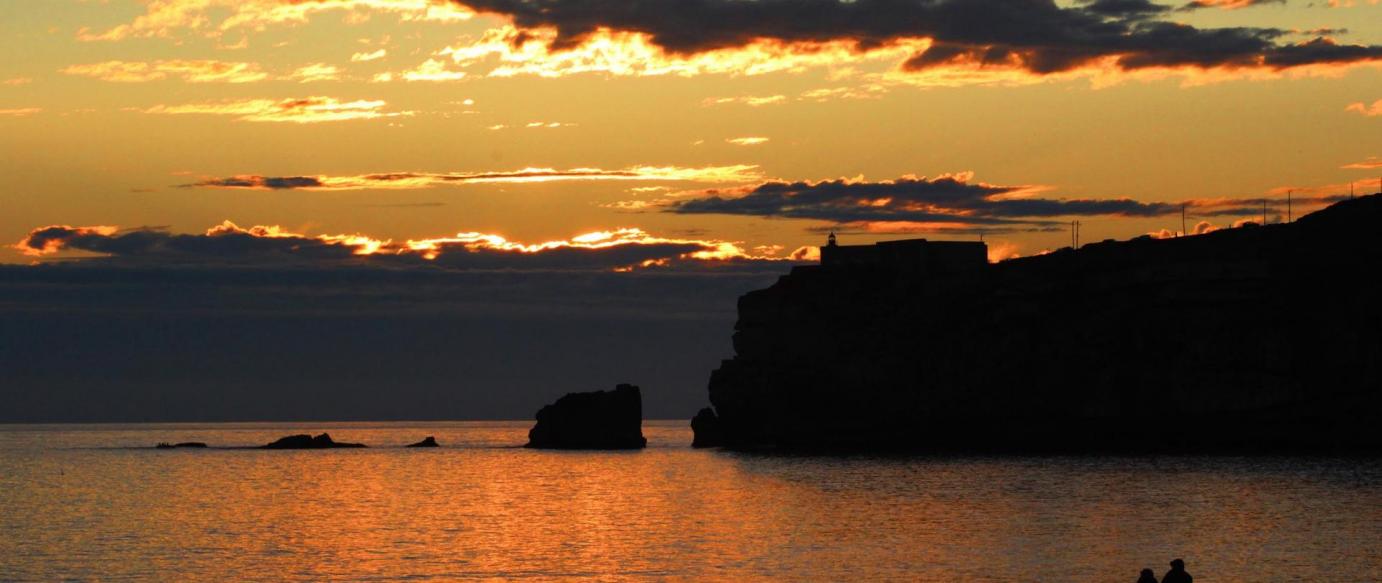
[{"xmin": 701, "ymin": 194, "xmax": 1382, "ymax": 452}]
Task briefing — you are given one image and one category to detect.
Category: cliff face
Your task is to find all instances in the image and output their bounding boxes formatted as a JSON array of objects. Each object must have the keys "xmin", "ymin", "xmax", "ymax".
[{"xmin": 706, "ymin": 195, "xmax": 1382, "ymax": 452}]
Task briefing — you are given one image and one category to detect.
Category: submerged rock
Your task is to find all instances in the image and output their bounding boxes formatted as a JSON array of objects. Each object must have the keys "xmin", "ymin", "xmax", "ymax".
[
  {"xmin": 690, "ymin": 407, "xmax": 723, "ymax": 448},
  {"xmin": 155, "ymin": 442, "xmax": 208, "ymax": 449},
  {"xmin": 526, "ymin": 384, "xmax": 647, "ymax": 449},
  {"xmin": 260, "ymin": 432, "xmax": 365, "ymax": 449},
  {"xmin": 406, "ymin": 436, "xmax": 439, "ymax": 448}
]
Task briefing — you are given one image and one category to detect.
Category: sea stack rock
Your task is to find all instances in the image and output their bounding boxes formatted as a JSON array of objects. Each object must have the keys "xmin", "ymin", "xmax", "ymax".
[
  {"xmin": 406, "ymin": 436, "xmax": 439, "ymax": 448},
  {"xmin": 261, "ymin": 432, "xmax": 366, "ymax": 449},
  {"xmin": 526, "ymin": 384, "xmax": 647, "ymax": 449},
  {"xmin": 690, "ymin": 407, "xmax": 723, "ymax": 448},
  {"xmin": 155, "ymin": 442, "xmax": 208, "ymax": 449}
]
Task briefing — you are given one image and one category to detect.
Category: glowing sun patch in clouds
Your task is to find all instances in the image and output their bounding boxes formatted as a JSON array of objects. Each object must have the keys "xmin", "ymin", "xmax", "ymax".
[
  {"xmin": 182, "ymin": 165, "xmax": 763, "ymax": 190},
  {"xmin": 143, "ymin": 97, "xmax": 409, "ymax": 123}
]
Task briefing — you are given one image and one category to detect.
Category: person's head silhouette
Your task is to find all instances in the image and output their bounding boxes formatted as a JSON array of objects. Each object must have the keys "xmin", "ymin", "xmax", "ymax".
[
  {"xmin": 1162, "ymin": 558, "xmax": 1193, "ymax": 583},
  {"xmin": 1136, "ymin": 567, "xmax": 1157, "ymax": 583}
]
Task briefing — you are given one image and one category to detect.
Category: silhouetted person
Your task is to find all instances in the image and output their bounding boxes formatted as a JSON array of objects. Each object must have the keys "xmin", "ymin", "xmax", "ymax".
[
  {"xmin": 1161, "ymin": 559, "xmax": 1192, "ymax": 583},
  {"xmin": 1136, "ymin": 568, "xmax": 1158, "ymax": 583}
]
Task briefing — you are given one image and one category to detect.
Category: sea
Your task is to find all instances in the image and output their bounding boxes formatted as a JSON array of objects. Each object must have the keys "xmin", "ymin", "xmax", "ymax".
[{"xmin": 1, "ymin": 421, "xmax": 1378, "ymax": 582}]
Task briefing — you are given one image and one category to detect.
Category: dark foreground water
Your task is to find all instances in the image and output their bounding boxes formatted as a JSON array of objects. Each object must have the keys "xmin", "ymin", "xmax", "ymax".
[{"xmin": 0, "ymin": 421, "xmax": 1377, "ymax": 582}]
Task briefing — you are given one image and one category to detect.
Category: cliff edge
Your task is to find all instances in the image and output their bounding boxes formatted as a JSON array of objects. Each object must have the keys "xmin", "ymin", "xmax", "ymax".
[{"xmin": 702, "ymin": 194, "xmax": 1382, "ymax": 452}]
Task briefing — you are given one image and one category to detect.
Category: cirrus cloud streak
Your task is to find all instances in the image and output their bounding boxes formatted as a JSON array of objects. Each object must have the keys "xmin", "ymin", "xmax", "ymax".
[{"xmin": 180, "ymin": 165, "xmax": 762, "ymax": 190}]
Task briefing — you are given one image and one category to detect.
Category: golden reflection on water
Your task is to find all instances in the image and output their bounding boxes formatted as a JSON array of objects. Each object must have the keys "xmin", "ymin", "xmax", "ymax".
[{"xmin": 0, "ymin": 421, "xmax": 1378, "ymax": 581}]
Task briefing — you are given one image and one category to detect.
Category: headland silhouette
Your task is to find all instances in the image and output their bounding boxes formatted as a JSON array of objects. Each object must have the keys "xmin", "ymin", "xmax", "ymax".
[{"xmin": 696, "ymin": 194, "xmax": 1382, "ymax": 452}]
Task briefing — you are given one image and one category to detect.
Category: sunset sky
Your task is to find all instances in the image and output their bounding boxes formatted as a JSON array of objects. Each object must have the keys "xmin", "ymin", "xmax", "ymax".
[
  {"xmin": 2, "ymin": 0, "xmax": 1379, "ymax": 265},
  {"xmin": 1, "ymin": 1, "xmax": 1380, "ymax": 420}
]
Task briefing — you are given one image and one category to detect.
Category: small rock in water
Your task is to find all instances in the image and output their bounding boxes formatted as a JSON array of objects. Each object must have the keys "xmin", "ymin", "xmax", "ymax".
[
  {"xmin": 261, "ymin": 432, "xmax": 366, "ymax": 449},
  {"xmin": 155, "ymin": 442, "xmax": 208, "ymax": 449},
  {"xmin": 526, "ymin": 383, "xmax": 647, "ymax": 449},
  {"xmin": 406, "ymin": 436, "xmax": 439, "ymax": 448},
  {"xmin": 690, "ymin": 407, "xmax": 723, "ymax": 448}
]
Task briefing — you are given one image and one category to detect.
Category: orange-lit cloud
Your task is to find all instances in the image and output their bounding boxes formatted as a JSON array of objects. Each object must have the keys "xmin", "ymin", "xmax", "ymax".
[
  {"xmin": 61, "ymin": 60, "xmax": 269, "ymax": 83},
  {"xmin": 290, "ymin": 63, "xmax": 344, "ymax": 82},
  {"xmin": 14, "ymin": 225, "xmax": 119, "ymax": 256},
  {"xmin": 433, "ymin": 1, "xmax": 1382, "ymax": 86},
  {"xmin": 726, "ymin": 137, "xmax": 769, "ymax": 146},
  {"xmin": 0, "ymin": 108, "xmax": 43, "ymax": 117},
  {"xmin": 2, "ymin": 77, "xmax": 32, "ymax": 86},
  {"xmin": 425, "ymin": 25, "xmax": 928, "ymax": 80},
  {"xmin": 78, "ymin": 1, "xmax": 1382, "ymax": 89},
  {"xmin": 485, "ymin": 121, "xmax": 575, "ymax": 130},
  {"xmin": 351, "ymin": 49, "xmax": 388, "ymax": 62},
  {"xmin": 143, "ymin": 96, "xmax": 409, "ymax": 123},
  {"xmin": 1342, "ymin": 157, "xmax": 1382, "ymax": 169},
  {"xmin": 1346, "ymin": 99, "xmax": 1382, "ymax": 116},
  {"xmin": 702, "ymin": 95, "xmax": 787, "ymax": 107},
  {"xmin": 390, "ymin": 58, "xmax": 468, "ymax": 81},
  {"xmin": 181, "ymin": 165, "xmax": 762, "ymax": 190},
  {"xmin": 78, "ymin": 0, "xmax": 474, "ymax": 42}
]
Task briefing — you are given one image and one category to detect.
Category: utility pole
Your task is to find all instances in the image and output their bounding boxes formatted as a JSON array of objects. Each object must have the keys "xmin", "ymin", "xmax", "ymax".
[
  {"xmin": 1287, "ymin": 190, "xmax": 1292, "ymax": 223},
  {"xmin": 1181, "ymin": 203, "xmax": 1187, "ymax": 237}
]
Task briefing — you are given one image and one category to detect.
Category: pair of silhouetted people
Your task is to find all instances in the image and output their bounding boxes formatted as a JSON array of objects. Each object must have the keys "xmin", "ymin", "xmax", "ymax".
[{"xmin": 1138, "ymin": 559, "xmax": 1192, "ymax": 583}]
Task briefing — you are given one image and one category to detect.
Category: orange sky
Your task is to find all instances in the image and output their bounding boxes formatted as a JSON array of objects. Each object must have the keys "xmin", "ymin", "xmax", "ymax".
[{"xmin": 2, "ymin": 0, "xmax": 1380, "ymax": 266}]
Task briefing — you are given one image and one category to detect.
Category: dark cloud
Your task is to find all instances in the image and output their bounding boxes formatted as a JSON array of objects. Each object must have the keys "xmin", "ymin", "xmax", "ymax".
[
  {"xmin": 667, "ymin": 176, "xmax": 1177, "ymax": 226},
  {"xmin": 15, "ymin": 225, "xmax": 360, "ymax": 263},
  {"xmin": 665, "ymin": 175, "xmax": 1355, "ymax": 231},
  {"xmin": 453, "ymin": 0, "xmax": 1380, "ymax": 74},
  {"xmin": 13, "ymin": 222, "xmax": 796, "ymax": 273}
]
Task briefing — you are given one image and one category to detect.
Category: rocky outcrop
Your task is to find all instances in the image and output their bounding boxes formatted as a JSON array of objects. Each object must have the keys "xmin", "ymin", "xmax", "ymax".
[
  {"xmin": 526, "ymin": 384, "xmax": 647, "ymax": 449},
  {"xmin": 706, "ymin": 194, "xmax": 1382, "ymax": 453},
  {"xmin": 406, "ymin": 436, "xmax": 439, "ymax": 448},
  {"xmin": 690, "ymin": 407, "xmax": 723, "ymax": 448},
  {"xmin": 155, "ymin": 442, "xmax": 207, "ymax": 449},
  {"xmin": 261, "ymin": 433, "xmax": 366, "ymax": 449}
]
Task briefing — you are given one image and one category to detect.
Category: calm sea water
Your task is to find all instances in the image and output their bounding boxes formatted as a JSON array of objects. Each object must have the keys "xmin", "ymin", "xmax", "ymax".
[{"xmin": 0, "ymin": 421, "xmax": 1377, "ymax": 582}]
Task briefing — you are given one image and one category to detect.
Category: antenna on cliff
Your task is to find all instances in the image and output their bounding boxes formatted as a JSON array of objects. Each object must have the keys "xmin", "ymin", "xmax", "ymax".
[
  {"xmin": 1181, "ymin": 203, "xmax": 1187, "ymax": 237},
  {"xmin": 1287, "ymin": 190, "xmax": 1292, "ymax": 223}
]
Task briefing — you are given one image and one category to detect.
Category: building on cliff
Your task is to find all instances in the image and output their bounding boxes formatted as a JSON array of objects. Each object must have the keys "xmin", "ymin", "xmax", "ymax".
[{"xmin": 819, "ymin": 232, "xmax": 988, "ymax": 274}]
